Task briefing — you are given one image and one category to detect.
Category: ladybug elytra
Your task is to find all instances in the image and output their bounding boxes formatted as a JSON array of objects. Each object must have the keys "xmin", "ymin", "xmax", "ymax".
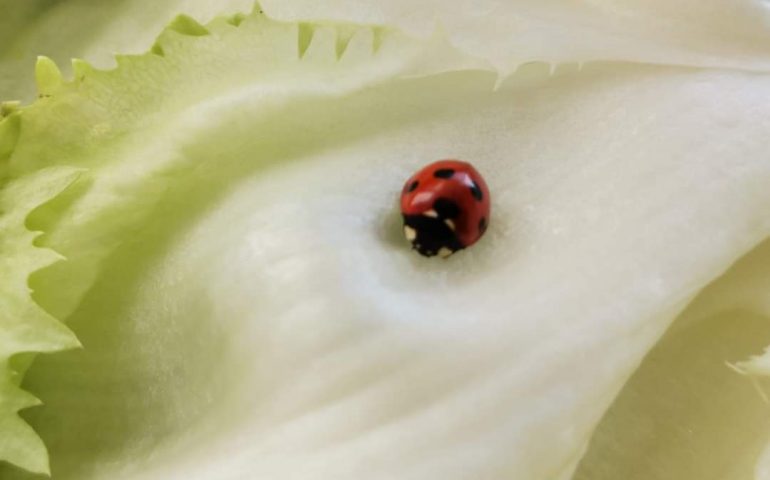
[{"xmin": 400, "ymin": 160, "xmax": 490, "ymax": 258}]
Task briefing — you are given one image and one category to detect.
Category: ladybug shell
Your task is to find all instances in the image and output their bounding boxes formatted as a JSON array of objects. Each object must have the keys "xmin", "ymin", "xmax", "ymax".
[{"xmin": 401, "ymin": 160, "xmax": 490, "ymax": 257}]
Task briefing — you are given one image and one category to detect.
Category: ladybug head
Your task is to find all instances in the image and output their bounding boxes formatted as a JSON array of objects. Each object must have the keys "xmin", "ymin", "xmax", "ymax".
[{"xmin": 402, "ymin": 198, "xmax": 464, "ymax": 258}]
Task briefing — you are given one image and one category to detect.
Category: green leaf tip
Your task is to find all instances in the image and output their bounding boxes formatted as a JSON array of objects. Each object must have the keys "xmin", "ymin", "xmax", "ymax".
[
  {"xmin": 1, "ymin": 102, "xmax": 20, "ymax": 118},
  {"xmin": 0, "ymin": 113, "xmax": 21, "ymax": 164},
  {"xmin": 251, "ymin": 1, "xmax": 265, "ymax": 15},
  {"xmin": 298, "ymin": 23, "xmax": 315, "ymax": 58},
  {"xmin": 372, "ymin": 26, "xmax": 387, "ymax": 53},
  {"xmin": 70, "ymin": 58, "xmax": 94, "ymax": 81},
  {"xmin": 227, "ymin": 13, "xmax": 247, "ymax": 27},
  {"xmin": 335, "ymin": 25, "xmax": 357, "ymax": 59},
  {"xmin": 0, "ymin": 407, "xmax": 52, "ymax": 476},
  {"xmin": 167, "ymin": 14, "xmax": 211, "ymax": 37},
  {"xmin": 35, "ymin": 56, "xmax": 62, "ymax": 97},
  {"xmin": 151, "ymin": 42, "xmax": 165, "ymax": 57}
]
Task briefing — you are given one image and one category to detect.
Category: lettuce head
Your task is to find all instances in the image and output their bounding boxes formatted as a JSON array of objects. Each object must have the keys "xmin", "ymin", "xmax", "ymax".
[{"xmin": 2, "ymin": 1, "xmax": 770, "ymax": 479}]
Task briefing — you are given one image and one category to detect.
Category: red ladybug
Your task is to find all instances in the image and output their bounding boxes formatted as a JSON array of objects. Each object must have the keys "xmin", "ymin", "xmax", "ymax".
[{"xmin": 400, "ymin": 160, "xmax": 490, "ymax": 258}]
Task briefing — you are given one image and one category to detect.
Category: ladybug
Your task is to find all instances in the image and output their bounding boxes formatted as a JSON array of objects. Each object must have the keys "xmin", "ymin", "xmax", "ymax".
[{"xmin": 400, "ymin": 159, "xmax": 490, "ymax": 258}]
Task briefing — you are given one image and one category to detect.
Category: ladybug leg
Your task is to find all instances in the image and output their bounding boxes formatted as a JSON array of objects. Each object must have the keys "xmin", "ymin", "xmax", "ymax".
[{"xmin": 403, "ymin": 225, "xmax": 417, "ymax": 241}]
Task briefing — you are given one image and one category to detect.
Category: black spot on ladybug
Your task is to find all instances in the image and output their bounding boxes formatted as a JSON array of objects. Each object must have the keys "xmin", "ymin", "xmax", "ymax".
[
  {"xmin": 479, "ymin": 217, "xmax": 487, "ymax": 234},
  {"xmin": 432, "ymin": 198, "xmax": 460, "ymax": 219},
  {"xmin": 469, "ymin": 181, "xmax": 483, "ymax": 201},
  {"xmin": 433, "ymin": 168, "xmax": 455, "ymax": 179},
  {"xmin": 404, "ymin": 180, "xmax": 419, "ymax": 194},
  {"xmin": 403, "ymin": 214, "xmax": 463, "ymax": 257}
]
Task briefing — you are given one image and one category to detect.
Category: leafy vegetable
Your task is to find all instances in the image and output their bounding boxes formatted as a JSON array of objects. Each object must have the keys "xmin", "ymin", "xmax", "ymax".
[
  {"xmin": 0, "ymin": 0, "xmax": 254, "ymax": 102},
  {"xmin": 0, "ymin": 163, "xmax": 81, "ymax": 475},
  {"xmin": 261, "ymin": 0, "xmax": 770, "ymax": 72},
  {"xmin": 2, "ymin": 2, "xmax": 770, "ymax": 480},
  {"xmin": 577, "ymin": 238, "xmax": 770, "ymax": 479}
]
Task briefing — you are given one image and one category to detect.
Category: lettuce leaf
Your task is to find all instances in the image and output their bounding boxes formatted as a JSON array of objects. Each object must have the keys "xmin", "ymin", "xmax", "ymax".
[
  {"xmin": 0, "ymin": 6, "xmax": 484, "ymax": 476},
  {"xmin": 576, "ymin": 238, "xmax": 770, "ymax": 479},
  {"xmin": 3, "ymin": 3, "xmax": 770, "ymax": 480},
  {"xmin": 7, "ymin": 0, "xmax": 770, "ymax": 103},
  {"xmin": 0, "ymin": 119, "xmax": 82, "ymax": 473},
  {"xmin": 261, "ymin": 0, "xmax": 770, "ymax": 73},
  {"xmin": 0, "ymin": 0, "xmax": 253, "ymax": 102}
]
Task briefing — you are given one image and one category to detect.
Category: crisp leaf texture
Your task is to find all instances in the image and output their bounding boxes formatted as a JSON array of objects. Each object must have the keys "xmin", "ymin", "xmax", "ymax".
[
  {"xmin": 0, "ymin": 160, "xmax": 81, "ymax": 474},
  {"xmin": 0, "ymin": 0, "xmax": 253, "ymax": 102},
  {"xmin": 261, "ymin": 0, "xmax": 770, "ymax": 73},
  {"xmin": 7, "ymin": 0, "xmax": 770, "ymax": 102},
  {"xmin": 3, "ymin": 3, "xmax": 770, "ymax": 480},
  {"xmin": 576, "ymin": 238, "xmax": 770, "ymax": 479}
]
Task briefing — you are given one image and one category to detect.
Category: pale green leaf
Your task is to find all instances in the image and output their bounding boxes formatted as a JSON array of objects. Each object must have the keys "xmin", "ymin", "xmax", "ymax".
[{"xmin": 3, "ymin": 4, "xmax": 770, "ymax": 480}]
